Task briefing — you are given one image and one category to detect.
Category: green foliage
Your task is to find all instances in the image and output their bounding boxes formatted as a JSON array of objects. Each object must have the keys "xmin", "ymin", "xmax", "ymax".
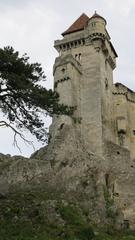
[
  {"xmin": 0, "ymin": 192, "xmax": 94, "ymax": 240},
  {"xmin": 0, "ymin": 46, "xmax": 74, "ymax": 144},
  {"xmin": 0, "ymin": 190, "xmax": 135, "ymax": 240},
  {"xmin": 103, "ymin": 185, "xmax": 116, "ymax": 219},
  {"xmin": 58, "ymin": 204, "xmax": 94, "ymax": 239},
  {"xmin": 94, "ymin": 231, "xmax": 135, "ymax": 240},
  {"xmin": 58, "ymin": 204, "xmax": 85, "ymax": 226}
]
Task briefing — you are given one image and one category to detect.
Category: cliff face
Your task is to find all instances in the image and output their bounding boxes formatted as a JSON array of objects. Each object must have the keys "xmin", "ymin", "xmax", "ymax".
[
  {"xmin": 0, "ymin": 122, "xmax": 128, "ymax": 230},
  {"xmin": 1, "ymin": 116, "xmax": 135, "ymax": 239}
]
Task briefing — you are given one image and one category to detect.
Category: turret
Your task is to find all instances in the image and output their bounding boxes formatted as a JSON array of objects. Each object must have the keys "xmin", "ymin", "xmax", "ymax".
[{"xmin": 88, "ymin": 12, "xmax": 108, "ymax": 39}]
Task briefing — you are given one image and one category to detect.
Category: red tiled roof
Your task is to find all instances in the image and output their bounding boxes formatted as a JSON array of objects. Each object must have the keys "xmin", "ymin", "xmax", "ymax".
[{"xmin": 62, "ymin": 13, "xmax": 89, "ymax": 36}]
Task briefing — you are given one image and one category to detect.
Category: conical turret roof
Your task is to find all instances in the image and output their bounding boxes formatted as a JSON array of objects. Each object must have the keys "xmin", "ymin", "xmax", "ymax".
[
  {"xmin": 89, "ymin": 11, "xmax": 107, "ymax": 24},
  {"xmin": 62, "ymin": 13, "xmax": 89, "ymax": 36}
]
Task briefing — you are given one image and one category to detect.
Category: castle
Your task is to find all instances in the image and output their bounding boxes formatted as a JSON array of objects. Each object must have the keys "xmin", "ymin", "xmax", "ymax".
[
  {"xmin": 47, "ymin": 12, "xmax": 135, "ymax": 228},
  {"xmin": 1, "ymin": 12, "xmax": 135, "ymax": 231},
  {"xmin": 52, "ymin": 12, "xmax": 135, "ymax": 160}
]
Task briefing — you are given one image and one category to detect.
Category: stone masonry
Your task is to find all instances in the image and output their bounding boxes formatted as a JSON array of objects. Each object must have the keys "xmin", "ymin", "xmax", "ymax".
[
  {"xmin": 1, "ymin": 12, "xmax": 135, "ymax": 230},
  {"xmin": 52, "ymin": 12, "xmax": 135, "ymax": 160},
  {"xmin": 49, "ymin": 12, "xmax": 135, "ymax": 228}
]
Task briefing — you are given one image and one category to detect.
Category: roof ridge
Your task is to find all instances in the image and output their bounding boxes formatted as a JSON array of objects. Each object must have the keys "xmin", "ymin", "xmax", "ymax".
[{"xmin": 62, "ymin": 13, "xmax": 89, "ymax": 36}]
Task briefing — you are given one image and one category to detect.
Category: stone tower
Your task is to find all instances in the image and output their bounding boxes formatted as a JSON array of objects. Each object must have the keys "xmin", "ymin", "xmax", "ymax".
[
  {"xmin": 51, "ymin": 12, "xmax": 118, "ymax": 156},
  {"xmin": 1, "ymin": 13, "xmax": 135, "ymax": 230},
  {"xmin": 48, "ymin": 14, "xmax": 135, "ymax": 227}
]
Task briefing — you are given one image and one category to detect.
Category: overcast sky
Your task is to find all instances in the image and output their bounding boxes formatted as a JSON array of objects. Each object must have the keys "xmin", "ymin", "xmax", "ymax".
[{"xmin": 0, "ymin": 0, "xmax": 135, "ymax": 157}]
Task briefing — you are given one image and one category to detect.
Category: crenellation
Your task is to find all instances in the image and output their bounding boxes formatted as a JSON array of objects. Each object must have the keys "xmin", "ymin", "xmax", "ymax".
[
  {"xmin": 49, "ymin": 12, "xmax": 135, "ymax": 228},
  {"xmin": 52, "ymin": 12, "xmax": 135, "ymax": 160},
  {"xmin": 1, "ymin": 12, "xmax": 135, "ymax": 233}
]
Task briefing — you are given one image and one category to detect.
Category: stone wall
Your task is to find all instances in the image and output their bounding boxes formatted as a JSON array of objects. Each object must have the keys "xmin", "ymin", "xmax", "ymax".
[
  {"xmin": 1, "ymin": 12, "xmax": 135, "ymax": 231},
  {"xmin": 104, "ymin": 141, "xmax": 135, "ymax": 229},
  {"xmin": 113, "ymin": 83, "xmax": 135, "ymax": 159}
]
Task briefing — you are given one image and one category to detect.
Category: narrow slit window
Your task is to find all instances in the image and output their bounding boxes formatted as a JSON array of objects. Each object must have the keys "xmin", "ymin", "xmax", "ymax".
[
  {"xmin": 78, "ymin": 53, "xmax": 82, "ymax": 61},
  {"xmin": 75, "ymin": 54, "xmax": 78, "ymax": 60},
  {"xmin": 105, "ymin": 78, "xmax": 108, "ymax": 89}
]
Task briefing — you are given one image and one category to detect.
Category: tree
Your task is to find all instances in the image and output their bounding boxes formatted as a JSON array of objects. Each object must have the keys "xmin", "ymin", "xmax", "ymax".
[{"xmin": 0, "ymin": 46, "xmax": 74, "ymax": 149}]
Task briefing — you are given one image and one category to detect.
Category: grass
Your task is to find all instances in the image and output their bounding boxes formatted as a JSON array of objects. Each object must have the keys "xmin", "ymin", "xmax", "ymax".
[
  {"xmin": 57, "ymin": 203, "xmax": 94, "ymax": 239},
  {"xmin": 0, "ymin": 190, "xmax": 135, "ymax": 240},
  {"xmin": 0, "ymin": 190, "xmax": 94, "ymax": 240}
]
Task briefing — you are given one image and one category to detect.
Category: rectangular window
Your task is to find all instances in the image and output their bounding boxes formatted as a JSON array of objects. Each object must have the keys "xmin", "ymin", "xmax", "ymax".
[{"xmin": 91, "ymin": 22, "xmax": 96, "ymax": 27}]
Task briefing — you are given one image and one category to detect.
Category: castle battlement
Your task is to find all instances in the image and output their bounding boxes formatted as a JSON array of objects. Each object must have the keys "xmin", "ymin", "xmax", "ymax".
[
  {"xmin": 48, "ymin": 12, "xmax": 135, "ymax": 228},
  {"xmin": 1, "ymin": 13, "xmax": 135, "ymax": 232},
  {"xmin": 51, "ymin": 12, "xmax": 135, "ymax": 159}
]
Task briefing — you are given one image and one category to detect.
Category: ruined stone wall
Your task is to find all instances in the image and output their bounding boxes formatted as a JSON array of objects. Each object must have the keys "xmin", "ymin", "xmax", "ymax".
[
  {"xmin": 128, "ymin": 100, "xmax": 135, "ymax": 159},
  {"xmin": 113, "ymin": 85, "xmax": 135, "ymax": 160},
  {"xmin": 104, "ymin": 141, "xmax": 135, "ymax": 229}
]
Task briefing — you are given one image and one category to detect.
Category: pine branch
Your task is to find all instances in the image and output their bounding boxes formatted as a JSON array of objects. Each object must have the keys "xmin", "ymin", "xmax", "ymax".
[{"xmin": 0, "ymin": 120, "xmax": 35, "ymax": 152}]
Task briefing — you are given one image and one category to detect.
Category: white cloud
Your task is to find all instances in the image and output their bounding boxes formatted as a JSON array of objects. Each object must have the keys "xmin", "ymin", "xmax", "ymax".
[{"xmin": 103, "ymin": 0, "xmax": 135, "ymax": 15}]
